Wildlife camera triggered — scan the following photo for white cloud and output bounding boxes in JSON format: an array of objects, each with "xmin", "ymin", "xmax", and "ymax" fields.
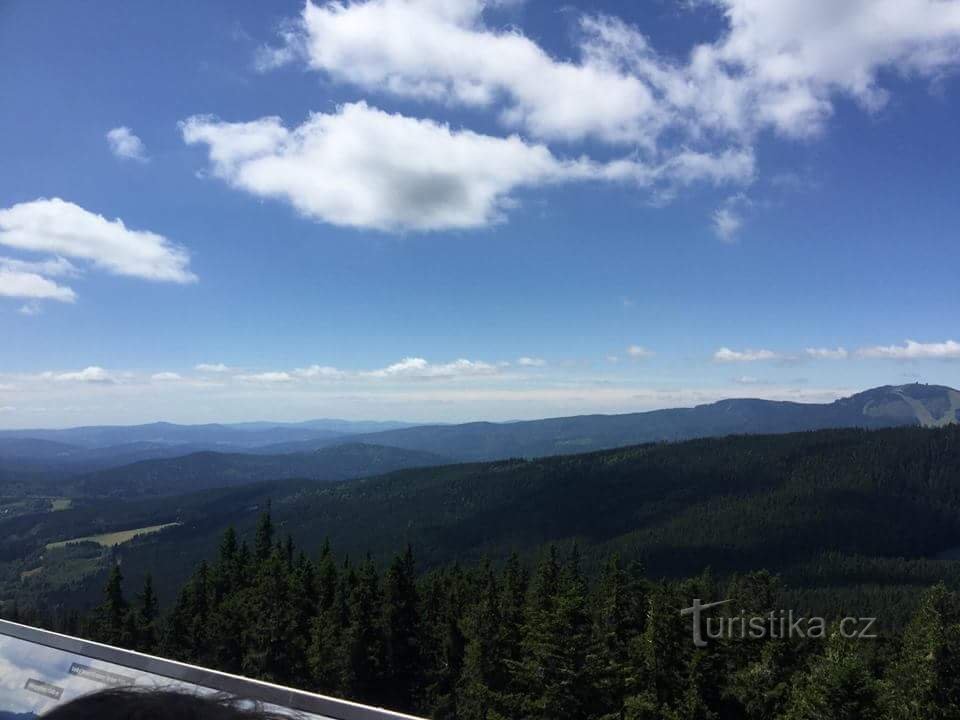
[
  {"xmin": 733, "ymin": 375, "xmax": 763, "ymax": 385},
  {"xmin": 366, "ymin": 357, "xmax": 500, "ymax": 379},
  {"xmin": 805, "ymin": 347, "xmax": 849, "ymax": 360},
  {"xmin": 0, "ymin": 268, "xmax": 76, "ymax": 302},
  {"xmin": 182, "ymin": 103, "xmax": 565, "ymax": 231},
  {"xmin": 151, "ymin": 372, "xmax": 183, "ymax": 382},
  {"xmin": 703, "ymin": 0, "xmax": 960, "ymax": 138},
  {"xmin": 713, "ymin": 347, "xmax": 781, "ymax": 362},
  {"xmin": 857, "ymin": 339, "xmax": 960, "ymax": 360},
  {"xmin": 271, "ymin": 0, "xmax": 960, "ymax": 148},
  {"xmin": 711, "ymin": 206, "xmax": 743, "ymax": 242},
  {"xmin": 18, "ymin": 302, "xmax": 42, "ymax": 316},
  {"xmin": 42, "ymin": 366, "xmax": 115, "ymax": 384},
  {"xmin": 606, "ymin": 355, "xmax": 620, "ymax": 363},
  {"xmin": 204, "ymin": 357, "xmax": 502, "ymax": 384},
  {"xmin": 0, "ymin": 256, "xmax": 78, "ymax": 277},
  {"xmin": 0, "ymin": 198, "xmax": 196, "ymax": 284},
  {"xmin": 517, "ymin": 356, "xmax": 546, "ymax": 367},
  {"xmin": 626, "ymin": 345, "xmax": 654, "ymax": 359},
  {"xmin": 293, "ymin": 0, "xmax": 666, "ymax": 145},
  {"xmin": 237, "ymin": 0, "xmax": 960, "ymax": 238},
  {"xmin": 235, "ymin": 371, "xmax": 296, "ymax": 383},
  {"xmin": 294, "ymin": 364, "xmax": 347, "ymax": 379},
  {"xmin": 106, "ymin": 126, "xmax": 149, "ymax": 162},
  {"xmin": 195, "ymin": 363, "xmax": 231, "ymax": 373},
  {"xmin": 0, "ymin": 369, "xmax": 857, "ymax": 427},
  {"xmin": 181, "ymin": 103, "xmax": 752, "ymax": 232}
]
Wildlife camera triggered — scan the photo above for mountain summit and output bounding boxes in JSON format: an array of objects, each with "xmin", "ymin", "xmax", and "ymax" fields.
[{"xmin": 838, "ymin": 384, "xmax": 960, "ymax": 427}]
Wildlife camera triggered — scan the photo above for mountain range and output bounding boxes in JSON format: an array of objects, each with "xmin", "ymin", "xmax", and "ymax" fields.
[
  {"xmin": 1, "ymin": 383, "xmax": 957, "ymax": 497},
  {"xmin": 268, "ymin": 383, "xmax": 960, "ymax": 461},
  {"xmin": 13, "ymin": 422, "xmax": 960, "ymax": 614}
]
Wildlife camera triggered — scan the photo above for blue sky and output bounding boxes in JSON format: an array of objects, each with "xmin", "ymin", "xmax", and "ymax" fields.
[{"xmin": 1, "ymin": 0, "xmax": 959, "ymax": 427}]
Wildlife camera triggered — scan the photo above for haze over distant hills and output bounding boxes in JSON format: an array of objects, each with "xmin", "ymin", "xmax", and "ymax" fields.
[
  {"xmin": 3, "ymin": 385, "xmax": 960, "ymax": 623},
  {"xmin": 0, "ymin": 384, "xmax": 956, "ymax": 495},
  {"xmin": 0, "ymin": 418, "xmax": 418, "ymax": 449},
  {"xmin": 253, "ymin": 383, "xmax": 960, "ymax": 461}
]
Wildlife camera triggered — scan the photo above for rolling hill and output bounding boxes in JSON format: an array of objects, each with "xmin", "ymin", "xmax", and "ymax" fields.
[
  {"xmin": 0, "ymin": 418, "xmax": 418, "ymax": 452},
  {"xmin": 3, "ymin": 384, "xmax": 956, "ymax": 496},
  {"xmin": 67, "ymin": 443, "xmax": 452, "ymax": 498},
  {"xmin": 10, "ymin": 423, "xmax": 959, "ymax": 611},
  {"xmin": 257, "ymin": 383, "xmax": 960, "ymax": 460}
]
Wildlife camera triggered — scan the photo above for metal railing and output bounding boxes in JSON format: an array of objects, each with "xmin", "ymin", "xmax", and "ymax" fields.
[{"xmin": 0, "ymin": 619, "xmax": 424, "ymax": 720}]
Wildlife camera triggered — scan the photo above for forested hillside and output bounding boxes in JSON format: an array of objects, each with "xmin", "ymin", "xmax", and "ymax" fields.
[
  {"xmin": 67, "ymin": 443, "xmax": 450, "ymax": 498},
  {"xmin": 7, "ymin": 424, "xmax": 960, "ymax": 622}
]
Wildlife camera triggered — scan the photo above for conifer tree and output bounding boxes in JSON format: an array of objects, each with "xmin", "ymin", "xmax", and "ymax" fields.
[
  {"xmin": 383, "ymin": 545, "xmax": 422, "ymax": 713},
  {"xmin": 589, "ymin": 554, "xmax": 646, "ymax": 719},
  {"xmin": 783, "ymin": 631, "xmax": 883, "ymax": 720},
  {"xmin": 458, "ymin": 560, "xmax": 508, "ymax": 720},
  {"xmin": 243, "ymin": 548, "xmax": 302, "ymax": 682},
  {"xmin": 134, "ymin": 573, "xmax": 159, "ymax": 652},
  {"xmin": 93, "ymin": 564, "xmax": 128, "ymax": 646},
  {"xmin": 514, "ymin": 546, "xmax": 592, "ymax": 720},
  {"xmin": 498, "ymin": 552, "xmax": 528, "ymax": 718},
  {"xmin": 212, "ymin": 526, "xmax": 240, "ymax": 601},
  {"xmin": 634, "ymin": 583, "xmax": 690, "ymax": 716},
  {"xmin": 343, "ymin": 555, "xmax": 386, "ymax": 705},
  {"xmin": 883, "ymin": 583, "xmax": 960, "ymax": 719},
  {"xmin": 254, "ymin": 502, "xmax": 274, "ymax": 562}
]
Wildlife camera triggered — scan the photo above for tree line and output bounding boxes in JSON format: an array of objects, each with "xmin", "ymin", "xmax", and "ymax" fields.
[{"xmin": 6, "ymin": 504, "xmax": 960, "ymax": 719}]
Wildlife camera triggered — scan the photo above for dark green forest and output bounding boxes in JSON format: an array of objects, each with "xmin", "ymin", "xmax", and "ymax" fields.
[
  {"xmin": 6, "ymin": 424, "xmax": 960, "ymax": 717},
  {"xmin": 7, "ymin": 509, "xmax": 960, "ymax": 720},
  {"xmin": 6, "ymin": 425, "xmax": 960, "ymax": 624}
]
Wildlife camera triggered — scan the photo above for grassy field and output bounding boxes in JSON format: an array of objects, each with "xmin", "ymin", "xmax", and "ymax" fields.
[
  {"xmin": 46, "ymin": 522, "xmax": 181, "ymax": 550},
  {"xmin": 50, "ymin": 498, "xmax": 73, "ymax": 511}
]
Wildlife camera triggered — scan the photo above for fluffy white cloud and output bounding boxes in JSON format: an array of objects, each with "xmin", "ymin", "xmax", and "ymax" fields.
[
  {"xmin": 237, "ymin": 0, "xmax": 960, "ymax": 234},
  {"xmin": 805, "ymin": 347, "xmax": 849, "ymax": 360},
  {"xmin": 703, "ymin": 0, "xmax": 960, "ymax": 137},
  {"xmin": 42, "ymin": 366, "xmax": 115, "ymax": 384},
  {"xmin": 0, "ymin": 268, "xmax": 76, "ymax": 302},
  {"xmin": 151, "ymin": 372, "xmax": 183, "ymax": 382},
  {"xmin": 182, "ymin": 103, "xmax": 566, "ymax": 231},
  {"xmin": 195, "ymin": 363, "xmax": 232, "ymax": 373},
  {"xmin": 106, "ymin": 126, "xmax": 149, "ymax": 162},
  {"xmin": 517, "ymin": 356, "xmax": 546, "ymax": 367},
  {"xmin": 857, "ymin": 339, "xmax": 960, "ymax": 360},
  {"xmin": 269, "ymin": 0, "xmax": 960, "ymax": 147},
  {"xmin": 626, "ymin": 345, "xmax": 654, "ymax": 359},
  {"xmin": 366, "ymin": 356, "xmax": 499, "ymax": 379},
  {"xmin": 713, "ymin": 347, "xmax": 781, "ymax": 362},
  {"xmin": 182, "ymin": 103, "xmax": 751, "ymax": 232},
  {"xmin": 294, "ymin": 0, "xmax": 666, "ymax": 145},
  {"xmin": 0, "ymin": 198, "xmax": 196, "ymax": 283}
]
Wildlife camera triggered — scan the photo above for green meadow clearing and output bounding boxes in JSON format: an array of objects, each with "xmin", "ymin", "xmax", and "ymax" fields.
[{"xmin": 45, "ymin": 522, "xmax": 180, "ymax": 550}]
